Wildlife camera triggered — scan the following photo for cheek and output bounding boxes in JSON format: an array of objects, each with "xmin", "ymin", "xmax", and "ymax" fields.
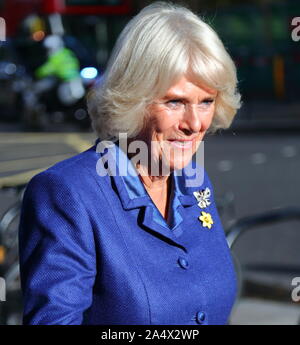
[
  {"xmin": 202, "ymin": 107, "xmax": 215, "ymax": 131},
  {"xmin": 151, "ymin": 113, "xmax": 178, "ymax": 135}
]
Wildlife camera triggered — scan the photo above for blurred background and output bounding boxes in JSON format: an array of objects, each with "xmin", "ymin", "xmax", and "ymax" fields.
[{"xmin": 0, "ymin": 0, "xmax": 299, "ymax": 325}]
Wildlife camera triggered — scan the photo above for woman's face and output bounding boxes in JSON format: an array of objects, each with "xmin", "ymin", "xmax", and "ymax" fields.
[{"xmin": 138, "ymin": 75, "xmax": 217, "ymax": 174}]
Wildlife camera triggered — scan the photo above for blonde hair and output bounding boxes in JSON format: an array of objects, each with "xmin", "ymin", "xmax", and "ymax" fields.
[{"xmin": 88, "ymin": 1, "xmax": 241, "ymax": 141}]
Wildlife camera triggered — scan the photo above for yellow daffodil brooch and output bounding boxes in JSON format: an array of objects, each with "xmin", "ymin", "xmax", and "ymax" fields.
[
  {"xmin": 199, "ymin": 211, "xmax": 214, "ymax": 229},
  {"xmin": 193, "ymin": 188, "xmax": 213, "ymax": 229}
]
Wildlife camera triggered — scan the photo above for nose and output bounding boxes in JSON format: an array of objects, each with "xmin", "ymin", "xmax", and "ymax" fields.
[{"xmin": 178, "ymin": 104, "xmax": 202, "ymax": 134}]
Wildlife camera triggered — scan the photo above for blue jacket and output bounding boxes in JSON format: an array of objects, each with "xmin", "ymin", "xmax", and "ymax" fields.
[{"xmin": 19, "ymin": 139, "xmax": 237, "ymax": 325}]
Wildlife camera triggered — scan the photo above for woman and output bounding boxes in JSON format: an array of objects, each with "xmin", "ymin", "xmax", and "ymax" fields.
[{"xmin": 19, "ymin": 2, "xmax": 241, "ymax": 325}]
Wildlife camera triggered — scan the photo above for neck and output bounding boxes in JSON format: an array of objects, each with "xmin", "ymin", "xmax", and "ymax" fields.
[
  {"xmin": 137, "ymin": 162, "xmax": 172, "ymax": 221},
  {"xmin": 136, "ymin": 163, "xmax": 170, "ymax": 191},
  {"xmin": 125, "ymin": 137, "xmax": 171, "ymax": 191}
]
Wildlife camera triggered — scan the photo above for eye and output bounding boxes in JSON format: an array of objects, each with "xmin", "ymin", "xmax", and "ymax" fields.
[
  {"xmin": 166, "ymin": 99, "xmax": 184, "ymax": 105},
  {"xmin": 200, "ymin": 98, "xmax": 215, "ymax": 106},
  {"xmin": 165, "ymin": 99, "xmax": 184, "ymax": 110}
]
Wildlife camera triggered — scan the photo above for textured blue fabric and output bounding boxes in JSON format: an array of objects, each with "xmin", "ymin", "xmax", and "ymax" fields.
[{"xmin": 18, "ymin": 139, "xmax": 237, "ymax": 325}]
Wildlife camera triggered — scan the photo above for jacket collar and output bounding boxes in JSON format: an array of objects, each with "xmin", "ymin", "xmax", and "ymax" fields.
[{"xmin": 94, "ymin": 138, "xmax": 206, "ymax": 242}]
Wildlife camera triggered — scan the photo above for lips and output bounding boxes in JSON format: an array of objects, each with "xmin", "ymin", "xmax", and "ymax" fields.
[{"xmin": 167, "ymin": 138, "xmax": 194, "ymax": 149}]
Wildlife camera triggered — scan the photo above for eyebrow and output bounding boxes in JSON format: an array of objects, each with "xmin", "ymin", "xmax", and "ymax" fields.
[{"xmin": 162, "ymin": 93, "xmax": 216, "ymax": 102}]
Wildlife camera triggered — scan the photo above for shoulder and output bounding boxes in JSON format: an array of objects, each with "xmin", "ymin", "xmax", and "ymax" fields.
[
  {"xmin": 24, "ymin": 144, "xmax": 105, "ymax": 201},
  {"xmin": 45, "ymin": 144, "xmax": 97, "ymax": 177}
]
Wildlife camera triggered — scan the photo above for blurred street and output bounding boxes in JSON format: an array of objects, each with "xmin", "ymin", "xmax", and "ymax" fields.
[{"xmin": 205, "ymin": 129, "xmax": 300, "ymax": 324}]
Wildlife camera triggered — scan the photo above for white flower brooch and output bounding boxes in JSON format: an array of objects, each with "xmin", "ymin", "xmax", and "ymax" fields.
[{"xmin": 193, "ymin": 187, "xmax": 211, "ymax": 209}]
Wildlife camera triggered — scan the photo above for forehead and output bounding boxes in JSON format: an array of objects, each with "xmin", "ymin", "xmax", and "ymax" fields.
[{"xmin": 163, "ymin": 75, "xmax": 217, "ymax": 98}]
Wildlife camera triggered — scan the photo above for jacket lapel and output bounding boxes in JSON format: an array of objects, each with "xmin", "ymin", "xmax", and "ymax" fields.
[{"xmin": 94, "ymin": 139, "xmax": 206, "ymax": 246}]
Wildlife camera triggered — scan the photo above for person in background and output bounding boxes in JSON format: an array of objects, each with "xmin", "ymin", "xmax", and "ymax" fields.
[{"xmin": 35, "ymin": 34, "xmax": 85, "ymax": 105}]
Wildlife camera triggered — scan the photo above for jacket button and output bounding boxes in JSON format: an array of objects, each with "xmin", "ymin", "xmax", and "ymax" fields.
[
  {"xmin": 196, "ymin": 311, "xmax": 206, "ymax": 324},
  {"xmin": 178, "ymin": 257, "xmax": 189, "ymax": 269}
]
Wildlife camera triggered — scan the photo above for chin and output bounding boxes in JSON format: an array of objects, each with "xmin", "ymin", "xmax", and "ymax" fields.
[
  {"xmin": 159, "ymin": 146, "xmax": 195, "ymax": 173},
  {"xmin": 166, "ymin": 156, "xmax": 194, "ymax": 172}
]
